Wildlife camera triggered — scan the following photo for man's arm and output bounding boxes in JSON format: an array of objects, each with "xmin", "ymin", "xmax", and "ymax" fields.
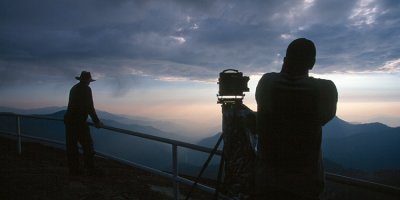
[
  {"xmin": 255, "ymin": 74, "xmax": 267, "ymax": 136},
  {"xmin": 319, "ymin": 80, "xmax": 338, "ymax": 125},
  {"xmin": 87, "ymin": 87, "xmax": 102, "ymax": 128}
]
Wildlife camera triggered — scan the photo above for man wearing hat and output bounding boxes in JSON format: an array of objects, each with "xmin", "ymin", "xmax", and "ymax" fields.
[
  {"xmin": 254, "ymin": 38, "xmax": 338, "ymax": 200},
  {"xmin": 64, "ymin": 71, "xmax": 103, "ymax": 176}
]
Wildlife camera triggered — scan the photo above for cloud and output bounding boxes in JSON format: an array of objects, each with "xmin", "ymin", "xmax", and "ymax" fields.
[
  {"xmin": 1, "ymin": 0, "xmax": 400, "ymax": 88},
  {"xmin": 378, "ymin": 58, "xmax": 400, "ymax": 73}
]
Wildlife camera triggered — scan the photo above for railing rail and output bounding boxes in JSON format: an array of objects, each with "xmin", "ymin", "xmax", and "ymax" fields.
[
  {"xmin": 0, "ymin": 112, "xmax": 225, "ymax": 200},
  {"xmin": 0, "ymin": 112, "xmax": 399, "ymax": 199}
]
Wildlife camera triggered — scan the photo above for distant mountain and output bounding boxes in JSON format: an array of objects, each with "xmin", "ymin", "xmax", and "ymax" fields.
[
  {"xmin": 0, "ymin": 106, "xmax": 67, "ymax": 115},
  {"xmin": 175, "ymin": 132, "xmax": 222, "ymax": 178},
  {"xmin": 0, "ymin": 106, "xmax": 197, "ymax": 142},
  {"xmin": 46, "ymin": 110, "xmax": 189, "ymax": 142},
  {"xmin": 198, "ymin": 117, "xmax": 400, "ymax": 172},
  {"xmin": 2, "ymin": 107, "xmax": 399, "ymax": 176},
  {"xmin": 196, "ymin": 133, "xmax": 223, "ymax": 149},
  {"xmin": 321, "ymin": 117, "xmax": 400, "ymax": 171},
  {"xmin": 323, "ymin": 124, "xmax": 400, "ymax": 171},
  {"xmin": 323, "ymin": 116, "xmax": 393, "ymax": 139},
  {"xmin": 0, "ymin": 108, "xmax": 196, "ymax": 172}
]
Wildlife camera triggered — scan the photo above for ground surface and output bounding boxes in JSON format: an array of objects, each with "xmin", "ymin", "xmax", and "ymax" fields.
[
  {"xmin": 1, "ymin": 136, "xmax": 398, "ymax": 200},
  {"xmin": 0, "ymin": 136, "xmax": 212, "ymax": 200}
]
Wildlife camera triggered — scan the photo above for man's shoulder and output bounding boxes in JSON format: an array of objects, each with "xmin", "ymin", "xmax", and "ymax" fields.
[
  {"xmin": 260, "ymin": 72, "xmax": 280, "ymax": 81},
  {"xmin": 71, "ymin": 82, "xmax": 91, "ymax": 92},
  {"xmin": 309, "ymin": 77, "xmax": 336, "ymax": 87},
  {"xmin": 262, "ymin": 72, "xmax": 280, "ymax": 77},
  {"xmin": 309, "ymin": 77, "xmax": 337, "ymax": 96}
]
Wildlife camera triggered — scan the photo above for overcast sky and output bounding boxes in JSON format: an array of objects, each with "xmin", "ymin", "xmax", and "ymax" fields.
[{"xmin": 1, "ymin": 0, "xmax": 399, "ymax": 137}]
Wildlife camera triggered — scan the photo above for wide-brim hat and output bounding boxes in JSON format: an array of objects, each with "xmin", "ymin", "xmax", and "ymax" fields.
[{"xmin": 75, "ymin": 71, "xmax": 95, "ymax": 82}]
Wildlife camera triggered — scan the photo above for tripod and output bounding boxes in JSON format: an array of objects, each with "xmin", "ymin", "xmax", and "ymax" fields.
[
  {"xmin": 184, "ymin": 69, "xmax": 252, "ymax": 199},
  {"xmin": 185, "ymin": 100, "xmax": 242, "ymax": 200},
  {"xmin": 184, "ymin": 132, "xmax": 225, "ymax": 200}
]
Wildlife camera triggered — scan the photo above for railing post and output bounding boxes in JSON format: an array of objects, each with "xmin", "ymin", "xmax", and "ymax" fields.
[
  {"xmin": 172, "ymin": 144, "xmax": 179, "ymax": 200},
  {"xmin": 16, "ymin": 115, "xmax": 21, "ymax": 155}
]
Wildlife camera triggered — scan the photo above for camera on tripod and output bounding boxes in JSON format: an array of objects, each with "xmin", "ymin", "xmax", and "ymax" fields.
[
  {"xmin": 217, "ymin": 69, "xmax": 250, "ymax": 104},
  {"xmin": 186, "ymin": 69, "xmax": 253, "ymax": 199}
]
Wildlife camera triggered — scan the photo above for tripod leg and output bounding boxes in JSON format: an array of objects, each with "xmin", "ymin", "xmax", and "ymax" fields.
[
  {"xmin": 214, "ymin": 149, "xmax": 225, "ymax": 200},
  {"xmin": 184, "ymin": 133, "xmax": 224, "ymax": 200}
]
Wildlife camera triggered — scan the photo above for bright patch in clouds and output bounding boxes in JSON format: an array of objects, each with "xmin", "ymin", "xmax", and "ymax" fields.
[
  {"xmin": 378, "ymin": 58, "xmax": 400, "ymax": 73},
  {"xmin": 170, "ymin": 36, "xmax": 186, "ymax": 44},
  {"xmin": 349, "ymin": 0, "xmax": 380, "ymax": 27}
]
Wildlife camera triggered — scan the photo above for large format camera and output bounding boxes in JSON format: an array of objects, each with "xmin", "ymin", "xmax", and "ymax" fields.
[
  {"xmin": 217, "ymin": 69, "xmax": 249, "ymax": 104},
  {"xmin": 187, "ymin": 69, "xmax": 253, "ymax": 199}
]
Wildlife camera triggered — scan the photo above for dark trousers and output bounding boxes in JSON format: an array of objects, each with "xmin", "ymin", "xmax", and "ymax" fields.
[{"xmin": 65, "ymin": 121, "xmax": 94, "ymax": 174}]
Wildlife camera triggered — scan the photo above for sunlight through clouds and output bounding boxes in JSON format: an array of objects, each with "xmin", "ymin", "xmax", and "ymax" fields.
[
  {"xmin": 170, "ymin": 36, "xmax": 186, "ymax": 45},
  {"xmin": 378, "ymin": 58, "xmax": 400, "ymax": 73},
  {"xmin": 349, "ymin": 0, "xmax": 380, "ymax": 27},
  {"xmin": 303, "ymin": 0, "xmax": 315, "ymax": 8}
]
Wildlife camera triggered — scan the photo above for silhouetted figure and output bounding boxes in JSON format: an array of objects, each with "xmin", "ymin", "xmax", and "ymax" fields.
[
  {"xmin": 254, "ymin": 38, "xmax": 338, "ymax": 200},
  {"xmin": 64, "ymin": 71, "xmax": 103, "ymax": 176}
]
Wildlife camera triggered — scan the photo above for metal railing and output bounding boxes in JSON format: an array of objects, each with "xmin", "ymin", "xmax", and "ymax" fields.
[
  {"xmin": 0, "ymin": 112, "xmax": 224, "ymax": 200},
  {"xmin": 0, "ymin": 112, "xmax": 399, "ymax": 199}
]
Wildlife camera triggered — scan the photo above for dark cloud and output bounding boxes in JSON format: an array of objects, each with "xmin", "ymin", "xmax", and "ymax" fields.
[{"xmin": 1, "ymin": 0, "xmax": 399, "ymax": 88}]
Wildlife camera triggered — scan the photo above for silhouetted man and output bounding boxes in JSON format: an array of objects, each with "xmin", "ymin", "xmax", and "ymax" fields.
[
  {"xmin": 64, "ymin": 71, "xmax": 103, "ymax": 176},
  {"xmin": 255, "ymin": 38, "xmax": 338, "ymax": 200}
]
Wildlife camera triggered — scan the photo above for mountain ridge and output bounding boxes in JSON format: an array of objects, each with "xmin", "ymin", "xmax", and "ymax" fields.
[
  {"xmin": 0, "ymin": 106, "xmax": 199, "ymax": 142},
  {"xmin": 197, "ymin": 117, "xmax": 400, "ymax": 172},
  {"xmin": 1, "ymin": 106, "xmax": 399, "ymax": 173}
]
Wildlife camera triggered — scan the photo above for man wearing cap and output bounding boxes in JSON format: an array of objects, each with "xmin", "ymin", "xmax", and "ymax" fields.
[
  {"xmin": 254, "ymin": 38, "xmax": 338, "ymax": 200},
  {"xmin": 64, "ymin": 71, "xmax": 103, "ymax": 176}
]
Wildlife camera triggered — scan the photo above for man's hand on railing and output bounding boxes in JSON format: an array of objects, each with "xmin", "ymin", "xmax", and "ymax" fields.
[{"xmin": 94, "ymin": 121, "xmax": 104, "ymax": 129}]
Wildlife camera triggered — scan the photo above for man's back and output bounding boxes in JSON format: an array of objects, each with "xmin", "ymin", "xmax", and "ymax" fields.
[
  {"xmin": 255, "ymin": 72, "xmax": 337, "ymax": 197},
  {"xmin": 65, "ymin": 82, "xmax": 99, "ymax": 123}
]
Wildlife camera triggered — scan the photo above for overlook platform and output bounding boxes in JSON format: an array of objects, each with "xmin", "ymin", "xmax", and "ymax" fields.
[
  {"xmin": 2, "ymin": 135, "xmax": 399, "ymax": 200},
  {"xmin": 1, "ymin": 111, "xmax": 399, "ymax": 200},
  {"xmin": 0, "ymin": 136, "xmax": 212, "ymax": 200}
]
